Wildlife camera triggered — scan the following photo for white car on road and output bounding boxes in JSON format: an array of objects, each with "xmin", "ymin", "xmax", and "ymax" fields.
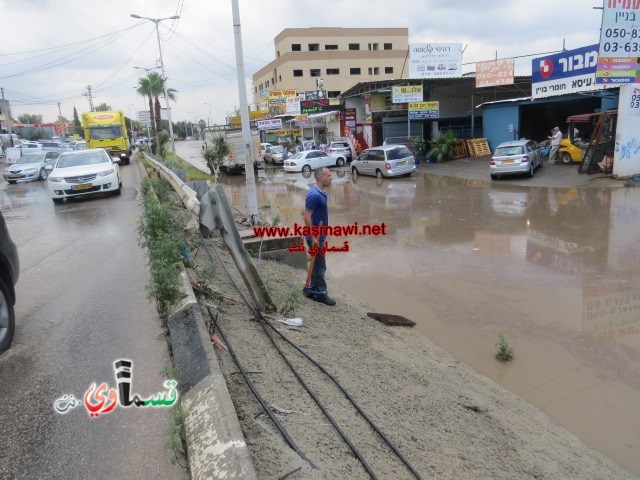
[
  {"xmin": 283, "ymin": 149, "xmax": 347, "ymax": 174},
  {"xmin": 48, "ymin": 148, "xmax": 121, "ymax": 204},
  {"xmin": 3, "ymin": 151, "xmax": 60, "ymax": 183}
]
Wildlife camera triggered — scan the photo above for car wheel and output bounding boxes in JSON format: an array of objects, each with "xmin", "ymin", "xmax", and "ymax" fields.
[
  {"xmin": 560, "ymin": 152, "xmax": 572, "ymax": 165},
  {"xmin": 38, "ymin": 168, "xmax": 48, "ymax": 181},
  {"xmin": 52, "ymin": 198, "xmax": 63, "ymax": 204},
  {"xmin": 351, "ymin": 166, "xmax": 359, "ymax": 175},
  {"xmin": 490, "ymin": 174, "xmax": 498, "ymax": 180},
  {"xmin": 376, "ymin": 169, "xmax": 384, "ymax": 179},
  {"xmin": 527, "ymin": 162, "xmax": 534, "ymax": 178},
  {"xmin": 302, "ymin": 164, "xmax": 311, "ymax": 174},
  {"xmin": 336, "ymin": 157, "xmax": 345, "ymax": 167},
  {"xmin": 7, "ymin": 181, "xmax": 16, "ymax": 185},
  {"xmin": 0, "ymin": 277, "xmax": 15, "ymax": 355}
]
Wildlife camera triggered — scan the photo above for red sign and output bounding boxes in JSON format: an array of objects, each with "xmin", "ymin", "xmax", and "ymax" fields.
[{"xmin": 344, "ymin": 108, "xmax": 356, "ymax": 128}]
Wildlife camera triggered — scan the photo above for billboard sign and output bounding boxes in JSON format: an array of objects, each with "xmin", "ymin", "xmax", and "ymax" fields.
[
  {"xmin": 344, "ymin": 108, "xmax": 356, "ymax": 128},
  {"xmin": 531, "ymin": 44, "xmax": 600, "ymax": 98},
  {"xmin": 392, "ymin": 85, "xmax": 423, "ymax": 103},
  {"xmin": 475, "ymin": 58, "xmax": 515, "ymax": 88},
  {"xmin": 257, "ymin": 118, "xmax": 283, "ymax": 130},
  {"xmin": 268, "ymin": 89, "xmax": 297, "ymax": 105},
  {"xmin": 409, "ymin": 43, "xmax": 462, "ymax": 78},
  {"xmin": 285, "ymin": 97, "xmax": 301, "ymax": 115},
  {"xmin": 408, "ymin": 101, "xmax": 439, "ymax": 119}
]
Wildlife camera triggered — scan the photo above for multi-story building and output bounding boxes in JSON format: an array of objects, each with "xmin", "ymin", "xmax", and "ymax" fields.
[{"xmin": 252, "ymin": 27, "xmax": 408, "ymax": 109}]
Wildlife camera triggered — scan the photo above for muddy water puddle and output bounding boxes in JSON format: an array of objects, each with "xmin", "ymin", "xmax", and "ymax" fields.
[{"xmin": 223, "ymin": 168, "xmax": 640, "ymax": 476}]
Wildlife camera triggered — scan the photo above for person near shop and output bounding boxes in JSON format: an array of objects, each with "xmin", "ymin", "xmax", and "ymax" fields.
[
  {"xmin": 383, "ymin": 137, "xmax": 388, "ymax": 146},
  {"xmin": 304, "ymin": 167, "xmax": 336, "ymax": 306},
  {"xmin": 547, "ymin": 127, "xmax": 562, "ymax": 164}
]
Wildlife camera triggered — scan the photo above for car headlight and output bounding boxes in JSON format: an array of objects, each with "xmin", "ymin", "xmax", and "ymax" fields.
[
  {"xmin": 97, "ymin": 168, "xmax": 115, "ymax": 177},
  {"xmin": 48, "ymin": 176, "xmax": 63, "ymax": 182}
]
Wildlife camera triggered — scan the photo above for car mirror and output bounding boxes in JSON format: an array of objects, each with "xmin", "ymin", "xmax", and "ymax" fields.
[{"xmin": 112, "ymin": 157, "xmax": 122, "ymax": 164}]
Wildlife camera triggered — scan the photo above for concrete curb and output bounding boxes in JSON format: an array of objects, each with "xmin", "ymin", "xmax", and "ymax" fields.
[{"xmin": 136, "ymin": 153, "xmax": 257, "ymax": 480}]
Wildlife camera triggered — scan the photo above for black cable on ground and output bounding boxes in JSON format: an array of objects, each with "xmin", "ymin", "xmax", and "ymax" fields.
[
  {"xmin": 206, "ymin": 306, "xmax": 317, "ymax": 471},
  {"xmin": 203, "ymin": 239, "xmax": 424, "ymax": 479}
]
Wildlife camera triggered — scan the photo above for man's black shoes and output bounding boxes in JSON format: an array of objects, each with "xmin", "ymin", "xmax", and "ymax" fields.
[{"xmin": 313, "ymin": 296, "xmax": 336, "ymax": 306}]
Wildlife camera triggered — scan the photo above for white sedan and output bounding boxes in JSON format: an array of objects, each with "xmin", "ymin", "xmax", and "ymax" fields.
[
  {"xmin": 283, "ymin": 149, "xmax": 347, "ymax": 174},
  {"xmin": 48, "ymin": 148, "xmax": 122, "ymax": 204}
]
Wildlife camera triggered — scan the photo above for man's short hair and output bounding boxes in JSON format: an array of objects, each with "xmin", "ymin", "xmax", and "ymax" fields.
[
  {"xmin": 554, "ymin": 127, "xmax": 560, "ymax": 131},
  {"xmin": 314, "ymin": 167, "xmax": 326, "ymax": 180}
]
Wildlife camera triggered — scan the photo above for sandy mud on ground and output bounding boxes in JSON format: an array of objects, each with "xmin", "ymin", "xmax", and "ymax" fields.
[{"xmin": 184, "ymin": 235, "xmax": 638, "ymax": 480}]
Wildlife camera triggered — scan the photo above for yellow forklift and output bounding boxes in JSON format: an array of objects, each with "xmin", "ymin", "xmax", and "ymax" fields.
[{"xmin": 557, "ymin": 110, "xmax": 617, "ymax": 167}]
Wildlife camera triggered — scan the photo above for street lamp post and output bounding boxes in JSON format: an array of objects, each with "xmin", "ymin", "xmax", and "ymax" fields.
[
  {"xmin": 187, "ymin": 112, "xmax": 194, "ymax": 138},
  {"xmin": 127, "ymin": 103, "xmax": 135, "ymax": 145},
  {"xmin": 131, "ymin": 13, "xmax": 179, "ymax": 162}
]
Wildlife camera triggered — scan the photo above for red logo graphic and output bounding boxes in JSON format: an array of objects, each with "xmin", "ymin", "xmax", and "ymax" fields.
[{"xmin": 539, "ymin": 59, "xmax": 553, "ymax": 79}]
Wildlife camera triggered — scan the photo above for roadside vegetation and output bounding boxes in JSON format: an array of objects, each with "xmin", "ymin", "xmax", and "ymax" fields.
[
  {"xmin": 162, "ymin": 151, "xmax": 214, "ymax": 181},
  {"xmin": 495, "ymin": 333, "xmax": 515, "ymax": 362}
]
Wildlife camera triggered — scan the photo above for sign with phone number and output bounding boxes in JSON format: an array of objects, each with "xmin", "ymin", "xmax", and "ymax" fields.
[{"xmin": 599, "ymin": 5, "xmax": 640, "ymax": 57}]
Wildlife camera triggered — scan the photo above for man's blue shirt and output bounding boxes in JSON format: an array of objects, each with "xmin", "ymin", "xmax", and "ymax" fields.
[{"xmin": 305, "ymin": 185, "xmax": 328, "ymax": 242}]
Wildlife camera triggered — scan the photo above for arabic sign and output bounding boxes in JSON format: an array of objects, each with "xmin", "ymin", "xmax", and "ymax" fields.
[
  {"xmin": 53, "ymin": 359, "xmax": 178, "ymax": 418},
  {"xmin": 286, "ymin": 97, "xmax": 301, "ymax": 115},
  {"xmin": 475, "ymin": 58, "xmax": 515, "ymax": 87},
  {"xmin": 409, "ymin": 43, "xmax": 462, "ymax": 78},
  {"xmin": 268, "ymin": 89, "xmax": 297, "ymax": 105},
  {"xmin": 257, "ymin": 118, "xmax": 283, "ymax": 130},
  {"xmin": 409, "ymin": 101, "xmax": 439, "ymax": 119},
  {"xmin": 531, "ymin": 44, "xmax": 600, "ymax": 98},
  {"xmin": 392, "ymin": 85, "xmax": 423, "ymax": 103},
  {"xmin": 344, "ymin": 108, "xmax": 356, "ymax": 128}
]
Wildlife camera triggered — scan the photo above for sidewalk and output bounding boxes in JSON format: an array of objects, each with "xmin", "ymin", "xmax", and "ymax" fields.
[{"xmin": 416, "ymin": 156, "xmax": 620, "ymax": 189}]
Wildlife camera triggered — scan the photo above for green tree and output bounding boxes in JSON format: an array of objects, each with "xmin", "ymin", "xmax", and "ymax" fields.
[
  {"xmin": 428, "ymin": 130, "xmax": 457, "ymax": 163},
  {"xmin": 202, "ymin": 134, "xmax": 229, "ymax": 182},
  {"xmin": 72, "ymin": 106, "xmax": 83, "ymax": 136},
  {"xmin": 94, "ymin": 102, "xmax": 111, "ymax": 112},
  {"xmin": 198, "ymin": 119, "xmax": 206, "ymax": 140},
  {"xmin": 17, "ymin": 113, "xmax": 42, "ymax": 124},
  {"xmin": 136, "ymin": 72, "xmax": 177, "ymax": 140},
  {"xmin": 157, "ymin": 131, "xmax": 170, "ymax": 158}
]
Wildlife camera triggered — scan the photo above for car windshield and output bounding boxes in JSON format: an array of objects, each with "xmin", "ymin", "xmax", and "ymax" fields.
[
  {"xmin": 56, "ymin": 152, "xmax": 109, "ymax": 168},
  {"xmin": 332, "ymin": 143, "xmax": 349, "ymax": 148},
  {"xmin": 88, "ymin": 125, "xmax": 122, "ymax": 140},
  {"xmin": 270, "ymin": 146, "xmax": 284, "ymax": 153},
  {"xmin": 495, "ymin": 146, "xmax": 523, "ymax": 156},
  {"xmin": 387, "ymin": 147, "xmax": 412, "ymax": 160},
  {"xmin": 16, "ymin": 154, "xmax": 44, "ymax": 164}
]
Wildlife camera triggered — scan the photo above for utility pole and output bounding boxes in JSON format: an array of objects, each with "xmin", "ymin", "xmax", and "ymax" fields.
[
  {"xmin": 57, "ymin": 102, "xmax": 67, "ymax": 137},
  {"xmin": 83, "ymin": 85, "xmax": 95, "ymax": 112},
  {"xmin": 230, "ymin": 0, "xmax": 259, "ymax": 224},
  {"xmin": 0, "ymin": 87, "xmax": 14, "ymax": 146}
]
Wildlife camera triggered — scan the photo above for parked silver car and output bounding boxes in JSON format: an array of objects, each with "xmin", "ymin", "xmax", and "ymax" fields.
[
  {"xmin": 3, "ymin": 151, "xmax": 59, "ymax": 183},
  {"xmin": 490, "ymin": 139, "xmax": 542, "ymax": 180},
  {"xmin": 263, "ymin": 145, "xmax": 285, "ymax": 164},
  {"xmin": 39, "ymin": 141, "xmax": 72, "ymax": 154},
  {"xmin": 351, "ymin": 145, "xmax": 416, "ymax": 178},
  {"xmin": 328, "ymin": 141, "xmax": 353, "ymax": 160}
]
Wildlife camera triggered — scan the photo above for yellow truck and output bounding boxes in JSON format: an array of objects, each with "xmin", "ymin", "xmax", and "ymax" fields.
[{"xmin": 81, "ymin": 110, "xmax": 131, "ymax": 165}]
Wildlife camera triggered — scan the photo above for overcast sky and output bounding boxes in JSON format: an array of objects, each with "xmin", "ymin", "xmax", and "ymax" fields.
[{"xmin": 0, "ymin": 0, "xmax": 603, "ymax": 125}]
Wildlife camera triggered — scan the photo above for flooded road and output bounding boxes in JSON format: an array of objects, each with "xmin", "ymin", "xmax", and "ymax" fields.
[{"xmin": 221, "ymin": 165, "xmax": 640, "ymax": 476}]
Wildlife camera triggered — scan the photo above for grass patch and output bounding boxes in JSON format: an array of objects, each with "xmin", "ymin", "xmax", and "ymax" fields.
[
  {"xmin": 263, "ymin": 266, "xmax": 302, "ymax": 316},
  {"xmin": 495, "ymin": 333, "xmax": 515, "ymax": 362},
  {"xmin": 165, "ymin": 403, "xmax": 187, "ymax": 465},
  {"xmin": 163, "ymin": 151, "xmax": 214, "ymax": 181},
  {"xmin": 138, "ymin": 177, "xmax": 186, "ymax": 323}
]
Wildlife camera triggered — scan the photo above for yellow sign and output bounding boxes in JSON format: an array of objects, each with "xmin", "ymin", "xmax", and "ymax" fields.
[
  {"xmin": 295, "ymin": 114, "xmax": 308, "ymax": 122},
  {"xmin": 268, "ymin": 90, "xmax": 298, "ymax": 105},
  {"xmin": 409, "ymin": 101, "xmax": 439, "ymax": 111}
]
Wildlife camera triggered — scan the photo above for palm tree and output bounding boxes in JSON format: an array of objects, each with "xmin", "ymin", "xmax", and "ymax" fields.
[{"xmin": 136, "ymin": 72, "xmax": 161, "ymax": 136}]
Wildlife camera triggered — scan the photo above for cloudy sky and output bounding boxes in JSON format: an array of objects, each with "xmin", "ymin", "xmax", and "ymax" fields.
[{"xmin": 0, "ymin": 0, "xmax": 603, "ymax": 125}]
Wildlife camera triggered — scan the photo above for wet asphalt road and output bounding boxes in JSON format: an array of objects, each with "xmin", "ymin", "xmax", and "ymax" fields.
[{"xmin": 0, "ymin": 159, "xmax": 187, "ymax": 479}]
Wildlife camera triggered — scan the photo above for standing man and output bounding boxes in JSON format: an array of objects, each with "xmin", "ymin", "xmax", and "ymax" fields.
[
  {"xmin": 304, "ymin": 167, "xmax": 335, "ymax": 306},
  {"xmin": 548, "ymin": 127, "xmax": 562, "ymax": 164}
]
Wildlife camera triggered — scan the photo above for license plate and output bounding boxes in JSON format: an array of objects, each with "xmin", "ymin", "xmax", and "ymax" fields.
[
  {"xmin": 72, "ymin": 183, "xmax": 93, "ymax": 191},
  {"xmin": 502, "ymin": 159, "xmax": 515, "ymax": 164},
  {"xmin": 9, "ymin": 174, "xmax": 21, "ymax": 178},
  {"xmin": 398, "ymin": 161, "xmax": 407, "ymax": 166}
]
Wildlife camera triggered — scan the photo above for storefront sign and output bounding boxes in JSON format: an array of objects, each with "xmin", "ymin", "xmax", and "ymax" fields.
[
  {"xmin": 266, "ymin": 129, "xmax": 301, "ymax": 136},
  {"xmin": 344, "ymin": 108, "xmax": 356, "ymax": 128},
  {"xmin": 475, "ymin": 59, "xmax": 514, "ymax": 87},
  {"xmin": 268, "ymin": 89, "xmax": 297, "ymax": 105},
  {"xmin": 300, "ymin": 99, "xmax": 338, "ymax": 114},
  {"xmin": 531, "ymin": 44, "xmax": 600, "ymax": 98},
  {"xmin": 597, "ymin": 1, "xmax": 640, "ymax": 83},
  {"xmin": 392, "ymin": 85, "xmax": 423, "ymax": 103},
  {"xmin": 286, "ymin": 97, "xmax": 301, "ymax": 115},
  {"xmin": 299, "ymin": 90, "xmax": 325, "ymax": 101},
  {"xmin": 408, "ymin": 101, "xmax": 439, "ymax": 119},
  {"xmin": 370, "ymin": 94, "xmax": 404, "ymax": 113},
  {"xmin": 257, "ymin": 118, "xmax": 283, "ymax": 130},
  {"xmin": 409, "ymin": 43, "xmax": 462, "ymax": 78}
]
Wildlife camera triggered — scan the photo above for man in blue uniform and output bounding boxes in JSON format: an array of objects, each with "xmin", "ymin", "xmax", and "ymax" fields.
[{"xmin": 303, "ymin": 167, "xmax": 336, "ymax": 306}]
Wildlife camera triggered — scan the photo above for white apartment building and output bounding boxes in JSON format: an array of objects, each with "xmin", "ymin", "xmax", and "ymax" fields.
[{"xmin": 252, "ymin": 27, "xmax": 409, "ymax": 108}]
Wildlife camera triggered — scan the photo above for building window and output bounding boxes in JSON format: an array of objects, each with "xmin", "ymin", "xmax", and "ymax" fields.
[
  {"xmin": 265, "ymin": 80, "xmax": 269, "ymax": 87},
  {"xmin": 271, "ymin": 78, "xmax": 275, "ymax": 84},
  {"xmin": 279, "ymin": 75, "xmax": 281, "ymax": 81},
  {"xmin": 292, "ymin": 44, "xmax": 301, "ymax": 51},
  {"xmin": 277, "ymin": 51, "xmax": 280, "ymax": 57},
  {"xmin": 254, "ymin": 87, "xmax": 257, "ymax": 93},
  {"xmin": 368, "ymin": 67, "xmax": 372, "ymax": 75},
  {"xmin": 328, "ymin": 91, "xmax": 341, "ymax": 98},
  {"xmin": 325, "ymin": 44, "xmax": 338, "ymax": 50},
  {"xmin": 350, "ymin": 67, "xmax": 361, "ymax": 75},
  {"xmin": 310, "ymin": 69, "xmax": 321, "ymax": 77},
  {"xmin": 308, "ymin": 43, "xmax": 319, "ymax": 51},
  {"xmin": 293, "ymin": 70, "xmax": 303, "ymax": 77},
  {"xmin": 385, "ymin": 67, "xmax": 393, "ymax": 74},
  {"xmin": 374, "ymin": 67, "xmax": 380, "ymax": 75},
  {"xmin": 348, "ymin": 43, "xmax": 360, "ymax": 50},
  {"xmin": 326, "ymin": 68, "xmax": 339, "ymax": 75},
  {"xmin": 368, "ymin": 43, "xmax": 379, "ymax": 50},
  {"xmin": 384, "ymin": 43, "xmax": 392, "ymax": 50}
]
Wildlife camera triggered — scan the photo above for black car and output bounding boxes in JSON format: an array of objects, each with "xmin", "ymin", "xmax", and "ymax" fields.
[{"xmin": 0, "ymin": 211, "xmax": 19, "ymax": 354}]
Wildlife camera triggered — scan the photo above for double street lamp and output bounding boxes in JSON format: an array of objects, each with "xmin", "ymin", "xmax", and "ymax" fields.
[{"xmin": 131, "ymin": 13, "xmax": 179, "ymax": 161}]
